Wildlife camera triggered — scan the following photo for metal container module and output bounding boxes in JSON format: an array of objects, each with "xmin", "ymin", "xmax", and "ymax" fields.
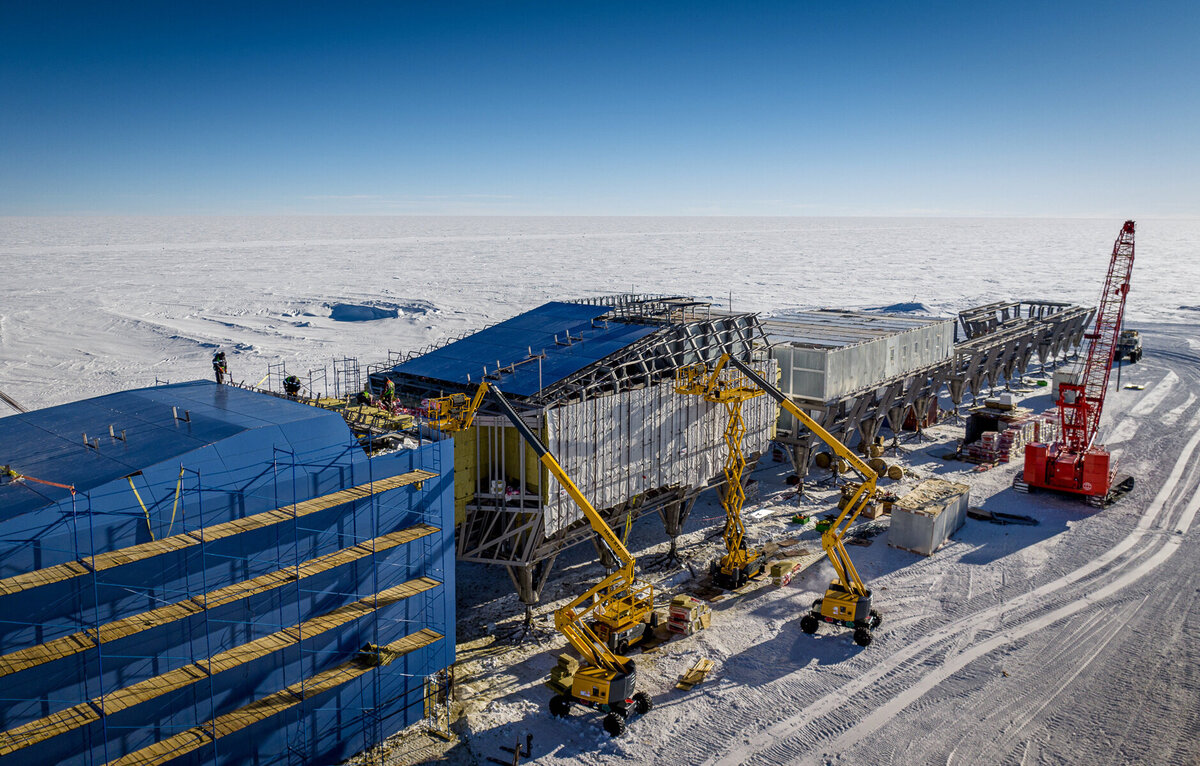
[{"xmin": 888, "ymin": 478, "xmax": 970, "ymax": 556}]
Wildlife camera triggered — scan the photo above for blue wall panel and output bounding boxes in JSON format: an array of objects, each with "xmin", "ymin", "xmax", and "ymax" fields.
[{"xmin": 0, "ymin": 383, "xmax": 455, "ymax": 765}]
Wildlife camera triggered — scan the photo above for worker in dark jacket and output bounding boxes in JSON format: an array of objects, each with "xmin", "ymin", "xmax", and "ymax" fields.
[
  {"xmin": 356, "ymin": 383, "xmax": 375, "ymax": 406},
  {"xmin": 212, "ymin": 351, "xmax": 228, "ymax": 384},
  {"xmin": 283, "ymin": 375, "xmax": 302, "ymax": 399}
]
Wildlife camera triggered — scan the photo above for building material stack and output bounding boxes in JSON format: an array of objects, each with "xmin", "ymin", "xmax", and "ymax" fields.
[{"xmin": 963, "ymin": 403, "xmax": 1055, "ymax": 465}]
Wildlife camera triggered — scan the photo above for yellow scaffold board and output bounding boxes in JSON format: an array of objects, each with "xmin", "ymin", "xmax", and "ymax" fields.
[
  {"xmin": 676, "ymin": 658, "xmax": 715, "ymax": 690},
  {"xmin": 0, "ymin": 469, "xmax": 437, "ymax": 599},
  {"xmin": 0, "ymin": 524, "xmax": 438, "ymax": 679},
  {"xmin": 104, "ymin": 629, "xmax": 442, "ymax": 766}
]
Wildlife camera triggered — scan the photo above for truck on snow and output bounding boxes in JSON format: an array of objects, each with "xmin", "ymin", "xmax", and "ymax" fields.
[{"xmin": 1114, "ymin": 329, "xmax": 1142, "ymax": 363}]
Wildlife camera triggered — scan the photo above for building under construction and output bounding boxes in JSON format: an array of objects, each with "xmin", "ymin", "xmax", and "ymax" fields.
[
  {"xmin": 763, "ymin": 301, "xmax": 1093, "ymax": 472},
  {"xmin": 0, "ymin": 381, "xmax": 454, "ymax": 765},
  {"xmin": 381, "ymin": 295, "xmax": 778, "ymax": 608},
  {"xmin": 375, "ymin": 294, "xmax": 1091, "ymax": 607}
]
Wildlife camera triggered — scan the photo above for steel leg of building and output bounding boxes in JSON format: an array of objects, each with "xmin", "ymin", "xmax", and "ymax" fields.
[
  {"xmin": 643, "ymin": 494, "xmax": 698, "ymax": 568},
  {"xmin": 856, "ymin": 418, "xmax": 881, "ymax": 454},
  {"xmin": 505, "ymin": 554, "xmax": 558, "ymax": 626}
]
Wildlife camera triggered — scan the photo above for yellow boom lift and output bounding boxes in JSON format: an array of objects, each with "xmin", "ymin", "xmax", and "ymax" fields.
[
  {"xmin": 427, "ymin": 383, "xmax": 654, "ymax": 736},
  {"xmin": 681, "ymin": 355, "xmax": 883, "ymax": 646}
]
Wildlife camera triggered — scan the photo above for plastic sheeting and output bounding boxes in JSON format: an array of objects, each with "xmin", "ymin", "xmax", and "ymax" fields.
[
  {"xmin": 542, "ymin": 362, "xmax": 778, "ymax": 536},
  {"xmin": 0, "ymin": 382, "xmax": 455, "ymax": 765}
]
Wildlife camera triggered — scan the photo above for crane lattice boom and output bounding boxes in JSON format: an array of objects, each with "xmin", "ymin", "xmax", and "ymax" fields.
[{"xmin": 1059, "ymin": 220, "xmax": 1135, "ymax": 451}]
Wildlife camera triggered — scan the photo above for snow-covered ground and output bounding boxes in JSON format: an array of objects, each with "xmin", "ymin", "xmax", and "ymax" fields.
[
  {"xmin": 3, "ymin": 216, "xmax": 1199, "ymax": 765},
  {"xmin": 2, "ymin": 216, "xmax": 1197, "ymax": 411}
]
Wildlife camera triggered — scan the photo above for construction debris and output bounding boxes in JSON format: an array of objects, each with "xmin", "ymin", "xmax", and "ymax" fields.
[
  {"xmin": 676, "ymin": 658, "xmax": 716, "ymax": 691},
  {"xmin": 967, "ymin": 507, "xmax": 1039, "ymax": 526},
  {"xmin": 668, "ymin": 595, "xmax": 712, "ymax": 636},
  {"xmin": 963, "ymin": 405, "xmax": 1059, "ymax": 465},
  {"xmin": 769, "ymin": 558, "xmax": 805, "ymax": 587}
]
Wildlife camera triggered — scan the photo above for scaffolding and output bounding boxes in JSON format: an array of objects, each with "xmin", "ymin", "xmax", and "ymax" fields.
[{"xmin": 0, "ymin": 382, "xmax": 455, "ymax": 765}]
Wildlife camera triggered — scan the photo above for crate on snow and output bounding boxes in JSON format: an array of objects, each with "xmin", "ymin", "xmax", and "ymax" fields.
[{"xmin": 888, "ymin": 478, "xmax": 970, "ymax": 556}]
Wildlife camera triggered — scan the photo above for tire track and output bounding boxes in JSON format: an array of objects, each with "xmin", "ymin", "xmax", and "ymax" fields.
[{"xmin": 699, "ymin": 384, "xmax": 1200, "ymax": 766}]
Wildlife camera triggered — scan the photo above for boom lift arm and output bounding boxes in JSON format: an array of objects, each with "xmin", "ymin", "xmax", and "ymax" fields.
[
  {"xmin": 426, "ymin": 383, "xmax": 653, "ymax": 735},
  {"xmin": 708, "ymin": 355, "xmax": 882, "ymax": 646}
]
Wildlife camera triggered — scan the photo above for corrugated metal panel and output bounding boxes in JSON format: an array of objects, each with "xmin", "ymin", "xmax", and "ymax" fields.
[
  {"xmin": 391, "ymin": 302, "xmax": 660, "ymax": 396},
  {"xmin": 543, "ymin": 362, "xmax": 778, "ymax": 536}
]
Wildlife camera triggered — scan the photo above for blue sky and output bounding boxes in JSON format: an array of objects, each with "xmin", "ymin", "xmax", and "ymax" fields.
[{"xmin": 1, "ymin": 1, "xmax": 1196, "ymax": 216}]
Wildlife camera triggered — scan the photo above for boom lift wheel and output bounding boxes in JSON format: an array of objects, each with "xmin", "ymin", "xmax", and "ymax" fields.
[
  {"xmin": 603, "ymin": 712, "xmax": 627, "ymax": 737},
  {"xmin": 870, "ymin": 610, "xmax": 882, "ymax": 629},
  {"xmin": 549, "ymin": 695, "xmax": 571, "ymax": 718},
  {"xmin": 633, "ymin": 691, "xmax": 653, "ymax": 715},
  {"xmin": 800, "ymin": 614, "xmax": 819, "ymax": 634},
  {"xmin": 853, "ymin": 627, "xmax": 873, "ymax": 647}
]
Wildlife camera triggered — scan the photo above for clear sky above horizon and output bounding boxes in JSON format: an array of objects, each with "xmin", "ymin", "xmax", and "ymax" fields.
[{"xmin": 2, "ymin": 1, "xmax": 1196, "ymax": 217}]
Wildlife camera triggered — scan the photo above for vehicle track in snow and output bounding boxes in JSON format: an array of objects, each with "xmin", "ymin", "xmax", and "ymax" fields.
[{"xmin": 681, "ymin": 330, "xmax": 1200, "ymax": 766}]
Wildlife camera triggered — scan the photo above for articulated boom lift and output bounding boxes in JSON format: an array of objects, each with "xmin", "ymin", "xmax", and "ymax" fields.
[
  {"xmin": 694, "ymin": 355, "xmax": 883, "ymax": 646},
  {"xmin": 1018, "ymin": 220, "xmax": 1137, "ymax": 507},
  {"xmin": 675, "ymin": 358, "xmax": 768, "ymax": 588},
  {"xmin": 427, "ymin": 383, "xmax": 653, "ymax": 736}
]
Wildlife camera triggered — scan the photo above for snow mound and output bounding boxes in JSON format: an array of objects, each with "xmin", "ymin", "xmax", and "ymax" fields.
[
  {"xmin": 328, "ymin": 303, "xmax": 400, "ymax": 322},
  {"xmin": 869, "ymin": 301, "xmax": 931, "ymax": 313},
  {"xmin": 327, "ymin": 300, "xmax": 436, "ymax": 322}
]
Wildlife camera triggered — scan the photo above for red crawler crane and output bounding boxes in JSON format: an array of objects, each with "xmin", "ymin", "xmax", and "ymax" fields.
[{"xmin": 1016, "ymin": 220, "xmax": 1137, "ymax": 507}]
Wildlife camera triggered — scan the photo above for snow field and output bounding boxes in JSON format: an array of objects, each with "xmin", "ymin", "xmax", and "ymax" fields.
[{"xmin": 4, "ymin": 217, "xmax": 1199, "ymax": 765}]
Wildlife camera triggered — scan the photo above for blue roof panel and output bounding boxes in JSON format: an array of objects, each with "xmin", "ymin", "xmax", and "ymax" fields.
[
  {"xmin": 391, "ymin": 302, "xmax": 660, "ymax": 395},
  {"xmin": 0, "ymin": 381, "xmax": 346, "ymax": 520}
]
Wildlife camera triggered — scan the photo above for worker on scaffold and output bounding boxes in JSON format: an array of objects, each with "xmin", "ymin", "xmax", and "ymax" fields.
[
  {"xmin": 212, "ymin": 351, "xmax": 228, "ymax": 384},
  {"xmin": 283, "ymin": 375, "xmax": 302, "ymax": 400},
  {"xmin": 356, "ymin": 382, "xmax": 375, "ymax": 406},
  {"xmin": 379, "ymin": 378, "xmax": 397, "ymax": 411}
]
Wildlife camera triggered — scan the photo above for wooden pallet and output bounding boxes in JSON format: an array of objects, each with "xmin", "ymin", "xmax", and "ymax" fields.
[{"xmin": 676, "ymin": 658, "xmax": 715, "ymax": 690}]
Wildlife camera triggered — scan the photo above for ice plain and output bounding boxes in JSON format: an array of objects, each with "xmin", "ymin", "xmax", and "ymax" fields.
[{"xmin": 2, "ymin": 215, "xmax": 1200, "ymax": 765}]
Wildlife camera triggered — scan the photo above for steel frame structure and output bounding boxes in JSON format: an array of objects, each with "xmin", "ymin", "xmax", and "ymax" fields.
[
  {"xmin": 773, "ymin": 301, "xmax": 1094, "ymax": 474},
  {"xmin": 385, "ymin": 296, "xmax": 767, "ymax": 606}
]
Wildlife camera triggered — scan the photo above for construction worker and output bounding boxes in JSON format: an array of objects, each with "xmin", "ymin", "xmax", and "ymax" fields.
[
  {"xmin": 356, "ymin": 382, "xmax": 375, "ymax": 406},
  {"xmin": 380, "ymin": 378, "xmax": 396, "ymax": 409},
  {"xmin": 212, "ymin": 351, "xmax": 228, "ymax": 384},
  {"xmin": 283, "ymin": 375, "xmax": 302, "ymax": 399}
]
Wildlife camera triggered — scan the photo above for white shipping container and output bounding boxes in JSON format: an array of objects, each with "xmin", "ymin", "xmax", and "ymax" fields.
[{"xmin": 763, "ymin": 311, "xmax": 955, "ymax": 437}]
